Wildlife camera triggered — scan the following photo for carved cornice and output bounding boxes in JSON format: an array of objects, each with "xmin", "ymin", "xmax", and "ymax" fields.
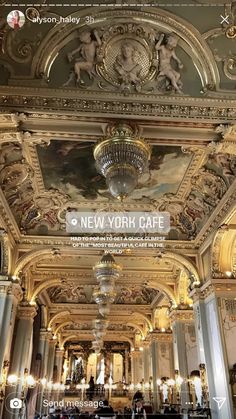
[
  {"xmin": 0, "ymin": 90, "xmax": 236, "ymax": 121},
  {"xmin": 190, "ymin": 279, "xmax": 236, "ymax": 302}
]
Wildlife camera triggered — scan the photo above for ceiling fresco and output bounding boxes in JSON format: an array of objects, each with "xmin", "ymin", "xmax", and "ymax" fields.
[
  {"xmin": 47, "ymin": 283, "xmax": 159, "ymax": 305},
  {"xmin": 37, "ymin": 141, "xmax": 192, "ymax": 202},
  {"xmin": 61, "ymin": 323, "xmax": 135, "ymax": 332},
  {"xmin": 0, "ymin": 140, "xmax": 235, "ymax": 240}
]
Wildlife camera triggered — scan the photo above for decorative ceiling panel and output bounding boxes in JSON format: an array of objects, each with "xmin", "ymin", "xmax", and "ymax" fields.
[{"xmin": 0, "ymin": 139, "xmax": 235, "ymax": 240}]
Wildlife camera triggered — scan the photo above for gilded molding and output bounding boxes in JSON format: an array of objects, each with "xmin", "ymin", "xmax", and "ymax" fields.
[{"xmin": 1, "ymin": 92, "xmax": 236, "ymax": 121}]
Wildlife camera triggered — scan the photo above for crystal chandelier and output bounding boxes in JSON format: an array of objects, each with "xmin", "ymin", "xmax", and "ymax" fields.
[
  {"xmin": 92, "ymin": 315, "xmax": 109, "ymax": 331},
  {"xmin": 94, "ymin": 123, "xmax": 151, "ymax": 200},
  {"xmin": 92, "ymin": 253, "xmax": 121, "ymax": 353},
  {"xmin": 93, "ymin": 253, "xmax": 121, "ymax": 316}
]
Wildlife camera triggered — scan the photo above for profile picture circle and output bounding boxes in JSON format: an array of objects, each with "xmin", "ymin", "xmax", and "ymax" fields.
[{"xmin": 7, "ymin": 10, "xmax": 25, "ymax": 29}]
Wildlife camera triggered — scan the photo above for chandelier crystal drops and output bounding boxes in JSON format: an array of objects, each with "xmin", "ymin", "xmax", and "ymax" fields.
[{"xmin": 93, "ymin": 123, "xmax": 151, "ymax": 201}]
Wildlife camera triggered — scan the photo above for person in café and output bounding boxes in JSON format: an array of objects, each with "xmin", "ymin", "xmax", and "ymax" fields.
[{"xmin": 131, "ymin": 400, "xmax": 147, "ymax": 419}]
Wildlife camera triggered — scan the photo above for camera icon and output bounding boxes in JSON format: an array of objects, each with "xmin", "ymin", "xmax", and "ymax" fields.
[{"xmin": 10, "ymin": 398, "xmax": 22, "ymax": 409}]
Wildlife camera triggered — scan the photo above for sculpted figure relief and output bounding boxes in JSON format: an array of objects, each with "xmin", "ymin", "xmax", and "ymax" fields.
[
  {"xmin": 114, "ymin": 41, "xmax": 142, "ymax": 90},
  {"xmin": 64, "ymin": 29, "xmax": 102, "ymax": 86},
  {"xmin": 155, "ymin": 33, "xmax": 183, "ymax": 93}
]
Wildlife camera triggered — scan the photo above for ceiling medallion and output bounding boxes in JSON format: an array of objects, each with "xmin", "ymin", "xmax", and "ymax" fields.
[{"xmin": 93, "ymin": 123, "xmax": 151, "ymax": 201}]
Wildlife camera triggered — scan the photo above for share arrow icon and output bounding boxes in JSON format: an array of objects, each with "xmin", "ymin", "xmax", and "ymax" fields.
[{"xmin": 213, "ymin": 397, "xmax": 226, "ymax": 410}]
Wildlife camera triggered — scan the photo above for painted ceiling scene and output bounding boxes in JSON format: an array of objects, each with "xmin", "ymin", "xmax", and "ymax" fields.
[
  {"xmin": 47, "ymin": 284, "xmax": 159, "ymax": 305},
  {"xmin": 0, "ymin": 138, "xmax": 235, "ymax": 240}
]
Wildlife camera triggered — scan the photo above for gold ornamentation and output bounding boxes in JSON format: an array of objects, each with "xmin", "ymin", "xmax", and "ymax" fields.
[{"xmin": 226, "ymin": 25, "xmax": 236, "ymax": 38}]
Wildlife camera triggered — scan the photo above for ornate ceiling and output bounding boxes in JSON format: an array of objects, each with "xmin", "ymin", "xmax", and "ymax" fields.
[{"xmin": 0, "ymin": 1, "xmax": 236, "ymax": 350}]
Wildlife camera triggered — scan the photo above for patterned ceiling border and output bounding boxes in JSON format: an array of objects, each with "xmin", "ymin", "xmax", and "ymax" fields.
[{"xmin": 0, "ymin": 87, "xmax": 236, "ymax": 121}]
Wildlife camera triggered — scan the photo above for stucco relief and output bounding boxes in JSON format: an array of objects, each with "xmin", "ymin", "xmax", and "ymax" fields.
[{"xmin": 63, "ymin": 24, "xmax": 185, "ymax": 94}]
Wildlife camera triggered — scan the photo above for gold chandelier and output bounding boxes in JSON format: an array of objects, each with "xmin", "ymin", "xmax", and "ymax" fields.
[{"xmin": 94, "ymin": 123, "xmax": 151, "ymax": 201}]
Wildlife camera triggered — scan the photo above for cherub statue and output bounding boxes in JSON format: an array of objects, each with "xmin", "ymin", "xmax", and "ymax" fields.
[
  {"xmin": 155, "ymin": 33, "xmax": 183, "ymax": 93},
  {"xmin": 114, "ymin": 41, "xmax": 142, "ymax": 90},
  {"xmin": 64, "ymin": 29, "xmax": 102, "ymax": 86}
]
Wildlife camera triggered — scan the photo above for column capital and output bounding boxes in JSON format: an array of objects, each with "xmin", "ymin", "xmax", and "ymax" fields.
[
  {"xmin": 148, "ymin": 331, "xmax": 173, "ymax": 343},
  {"xmin": 130, "ymin": 349, "xmax": 141, "ymax": 358},
  {"xmin": 17, "ymin": 304, "xmax": 37, "ymax": 319},
  {"xmin": 142, "ymin": 339, "xmax": 150, "ymax": 348},
  {"xmin": 55, "ymin": 348, "xmax": 64, "ymax": 356},
  {"xmin": 0, "ymin": 280, "xmax": 23, "ymax": 300},
  {"xmin": 39, "ymin": 329, "xmax": 53, "ymax": 340},
  {"xmin": 169, "ymin": 309, "xmax": 194, "ymax": 323},
  {"xmin": 49, "ymin": 338, "xmax": 57, "ymax": 346},
  {"xmin": 0, "ymin": 275, "xmax": 9, "ymax": 282},
  {"xmin": 190, "ymin": 279, "xmax": 236, "ymax": 302}
]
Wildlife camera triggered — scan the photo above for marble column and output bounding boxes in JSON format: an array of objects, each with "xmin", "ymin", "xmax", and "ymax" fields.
[
  {"xmin": 0, "ymin": 279, "xmax": 22, "ymax": 419},
  {"xmin": 54, "ymin": 349, "xmax": 64, "ymax": 383},
  {"xmin": 47, "ymin": 340, "xmax": 56, "ymax": 383},
  {"xmin": 52, "ymin": 349, "xmax": 64, "ymax": 404},
  {"xmin": 4, "ymin": 304, "xmax": 37, "ymax": 419},
  {"xmin": 169, "ymin": 310, "xmax": 192, "ymax": 409},
  {"xmin": 35, "ymin": 330, "xmax": 51, "ymax": 416},
  {"xmin": 130, "ymin": 350, "xmax": 143, "ymax": 385},
  {"xmin": 125, "ymin": 349, "xmax": 129, "ymax": 384},
  {"xmin": 192, "ymin": 285, "xmax": 235, "ymax": 419},
  {"xmin": 0, "ymin": 280, "xmax": 22, "ymax": 383},
  {"xmin": 150, "ymin": 336, "xmax": 160, "ymax": 412},
  {"xmin": 142, "ymin": 340, "xmax": 151, "ymax": 383}
]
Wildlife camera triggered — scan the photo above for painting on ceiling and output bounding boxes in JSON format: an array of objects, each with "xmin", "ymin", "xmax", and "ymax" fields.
[
  {"xmin": 48, "ymin": 284, "xmax": 94, "ymax": 303},
  {"xmin": 2, "ymin": 140, "xmax": 235, "ymax": 239},
  {"xmin": 47, "ymin": 284, "xmax": 158, "ymax": 305},
  {"xmin": 37, "ymin": 140, "xmax": 192, "ymax": 202},
  {"xmin": 115, "ymin": 286, "xmax": 158, "ymax": 304}
]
